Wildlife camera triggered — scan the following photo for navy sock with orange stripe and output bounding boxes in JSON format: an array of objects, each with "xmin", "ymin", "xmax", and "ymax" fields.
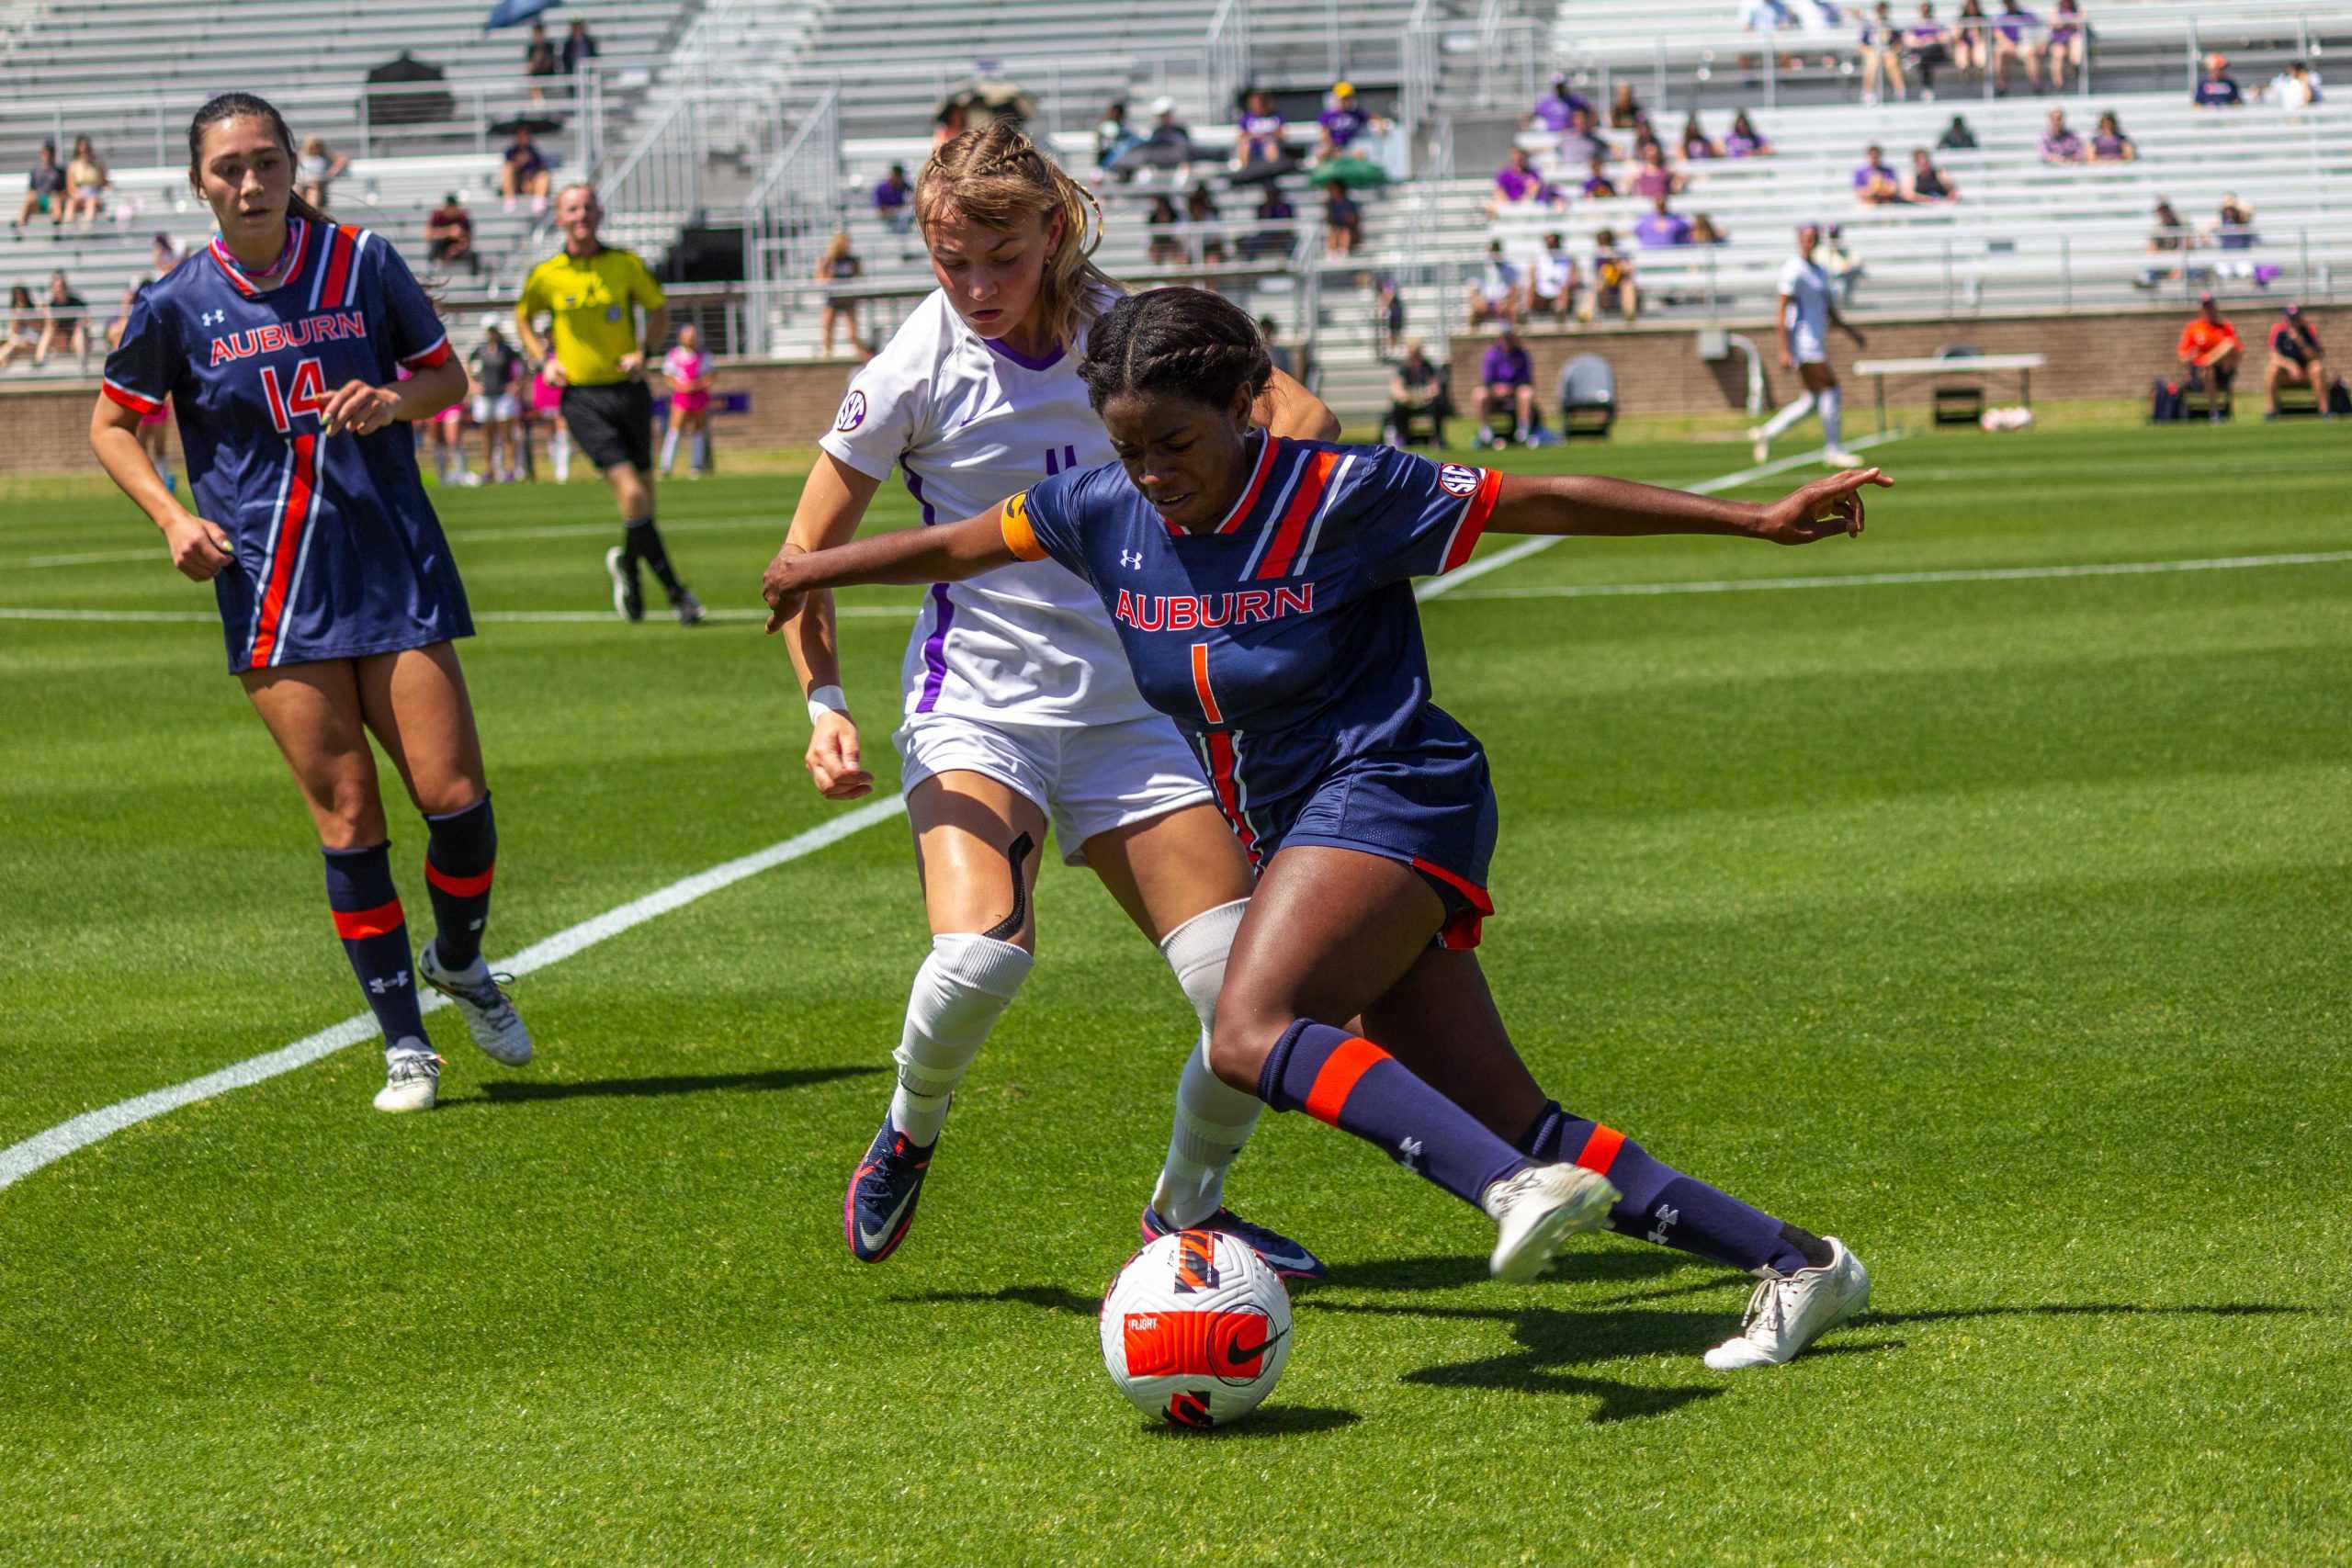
[
  {"xmin": 423, "ymin": 795, "xmax": 496, "ymax": 970},
  {"xmin": 1257, "ymin": 1021, "xmax": 1525, "ymax": 1208},
  {"xmin": 322, "ymin": 842, "xmax": 425, "ymax": 1043},
  {"xmin": 1515, "ymin": 1100, "xmax": 1816, "ymax": 1275}
]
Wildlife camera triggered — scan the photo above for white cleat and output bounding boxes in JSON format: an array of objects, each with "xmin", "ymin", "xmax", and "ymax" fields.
[
  {"xmin": 1704, "ymin": 1236, "xmax": 1871, "ymax": 1370},
  {"xmin": 1749, "ymin": 427, "xmax": 1770, "ymax": 466},
  {"xmin": 374, "ymin": 1043, "xmax": 444, "ymax": 1112},
  {"xmin": 418, "ymin": 943, "xmax": 533, "ymax": 1066},
  {"xmin": 1824, "ymin": 448, "xmax": 1867, "ymax": 469},
  {"xmin": 1483, "ymin": 1162, "xmax": 1622, "ymax": 1283}
]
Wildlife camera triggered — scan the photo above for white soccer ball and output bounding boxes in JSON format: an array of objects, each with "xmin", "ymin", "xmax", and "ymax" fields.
[{"xmin": 1099, "ymin": 1228, "xmax": 1293, "ymax": 1428}]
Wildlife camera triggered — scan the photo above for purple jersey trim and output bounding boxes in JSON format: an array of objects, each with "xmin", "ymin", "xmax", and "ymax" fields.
[
  {"xmin": 983, "ymin": 334, "xmax": 1065, "ymax": 372},
  {"xmin": 916, "ymin": 584, "xmax": 956, "ymax": 712}
]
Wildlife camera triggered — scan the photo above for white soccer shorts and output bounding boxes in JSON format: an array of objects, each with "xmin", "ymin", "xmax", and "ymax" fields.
[
  {"xmin": 471, "ymin": 392, "xmax": 520, "ymax": 423},
  {"xmin": 894, "ymin": 710, "xmax": 1216, "ymax": 866},
  {"xmin": 1791, "ymin": 322, "xmax": 1829, "ymax": 366}
]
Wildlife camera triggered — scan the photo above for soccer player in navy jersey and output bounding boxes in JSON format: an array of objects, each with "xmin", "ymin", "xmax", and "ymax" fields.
[
  {"xmin": 767, "ymin": 288, "xmax": 1896, "ymax": 1369},
  {"xmin": 88, "ymin": 93, "xmax": 531, "ymax": 1113}
]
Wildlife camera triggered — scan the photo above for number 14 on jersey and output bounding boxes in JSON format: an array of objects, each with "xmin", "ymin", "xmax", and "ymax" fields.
[{"xmin": 260, "ymin": 357, "xmax": 329, "ymax": 434}]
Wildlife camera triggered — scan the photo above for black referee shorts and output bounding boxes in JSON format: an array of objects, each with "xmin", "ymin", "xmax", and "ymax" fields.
[{"xmin": 560, "ymin": 380, "xmax": 656, "ymax": 473}]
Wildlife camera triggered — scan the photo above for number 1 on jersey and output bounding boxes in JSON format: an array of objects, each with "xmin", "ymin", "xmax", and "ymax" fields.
[{"xmin": 260, "ymin": 357, "xmax": 329, "ymax": 434}]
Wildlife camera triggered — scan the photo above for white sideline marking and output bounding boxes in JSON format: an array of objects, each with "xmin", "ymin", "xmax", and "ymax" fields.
[
  {"xmin": 1415, "ymin": 432, "xmax": 1904, "ymax": 603},
  {"xmin": 1442, "ymin": 549, "xmax": 2352, "ymax": 602},
  {"xmin": 0, "ymin": 795, "xmax": 908, "ymax": 1191}
]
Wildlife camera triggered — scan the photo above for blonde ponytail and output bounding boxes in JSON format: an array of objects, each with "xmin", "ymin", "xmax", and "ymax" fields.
[{"xmin": 917, "ymin": 122, "xmax": 1122, "ymax": 353}]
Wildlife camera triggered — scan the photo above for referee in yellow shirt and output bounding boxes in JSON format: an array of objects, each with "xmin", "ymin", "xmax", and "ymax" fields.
[{"xmin": 516, "ymin": 182, "xmax": 703, "ymax": 624}]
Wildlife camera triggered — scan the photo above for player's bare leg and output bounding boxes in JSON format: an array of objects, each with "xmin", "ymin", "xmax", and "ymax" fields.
[
  {"xmin": 1088, "ymin": 805, "xmax": 1324, "ymax": 1278},
  {"xmin": 845, "ymin": 772, "xmax": 1046, "ymax": 1262}
]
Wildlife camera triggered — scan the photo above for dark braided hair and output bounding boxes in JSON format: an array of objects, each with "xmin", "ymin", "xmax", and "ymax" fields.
[
  {"xmin": 1077, "ymin": 288, "xmax": 1273, "ymax": 416},
  {"xmin": 188, "ymin": 92, "xmax": 334, "ymax": 230}
]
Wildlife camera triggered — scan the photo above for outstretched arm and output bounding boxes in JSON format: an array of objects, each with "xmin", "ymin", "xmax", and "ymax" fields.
[
  {"xmin": 762, "ymin": 505, "xmax": 1018, "ymax": 624},
  {"xmin": 1487, "ymin": 466, "xmax": 1892, "ymax": 546},
  {"xmin": 1257, "ymin": 367, "xmax": 1340, "ymax": 440}
]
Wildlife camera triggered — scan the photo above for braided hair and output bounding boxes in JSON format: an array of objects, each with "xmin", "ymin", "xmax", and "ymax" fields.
[
  {"xmin": 918, "ymin": 121, "xmax": 1117, "ymax": 353},
  {"xmin": 1077, "ymin": 288, "xmax": 1273, "ymax": 416}
]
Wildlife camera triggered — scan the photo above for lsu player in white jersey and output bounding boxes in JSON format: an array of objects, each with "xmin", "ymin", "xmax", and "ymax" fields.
[
  {"xmin": 763, "ymin": 122, "xmax": 1340, "ymax": 1271},
  {"xmin": 1750, "ymin": 222, "xmax": 1869, "ymax": 469}
]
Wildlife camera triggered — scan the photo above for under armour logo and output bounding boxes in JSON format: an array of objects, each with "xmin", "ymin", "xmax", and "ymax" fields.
[
  {"xmin": 200, "ymin": 309, "xmax": 226, "ymax": 327},
  {"xmin": 1397, "ymin": 1136, "xmax": 1425, "ymax": 1174},
  {"xmin": 368, "ymin": 972, "xmax": 411, "ymax": 995},
  {"xmin": 1646, "ymin": 1201, "xmax": 1680, "ymax": 1245},
  {"xmin": 1120, "ymin": 550, "xmax": 1144, "ymax": 570}
]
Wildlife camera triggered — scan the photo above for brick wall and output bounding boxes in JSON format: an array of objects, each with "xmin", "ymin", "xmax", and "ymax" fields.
[{"xmin": 1446, "ymin": 304, "xmax": 2346, "ymax": 421}]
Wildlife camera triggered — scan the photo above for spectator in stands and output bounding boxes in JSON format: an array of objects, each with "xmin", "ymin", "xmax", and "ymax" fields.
[
  {"xmin": 0, "ymin": 285, "xmax": 40, "ymax": 369},
  {"xmin": 933, "ymin": 102, "xmax": 967, "ymax": 149},
  {"xmin": 1184, "ymin": 186, "xmax": 1227, "ymax": 267},
  {"xmin": 1609, "ymin": 82, "xmax": 1644, "ymax": 131},
  {"xmin": 524, "ymin": 19, "xmax": 559, "ymax": 106},
  {"xmin": 1939, "ymin": 112, "xmax": 1979, "ymax": 149},
  {"xmin": 1374, "ymin": 268, "xmax": 1406, "ymax": 354},
  {"xmin": 2211, "ymin": 193, "xmax": 2257, "ymax": 250},
  {"xmin": 1095, "ymin": 101, "xmax": 1141, "ymax": 174},
  {"xmin": 1859, "ymin": 3, "xmax": 1909, "ymax": 104},
  {"xmin": 105, "ymin": 278, "xmax": 141, "ymax": 350},
  {"xmin": 1526, "ymin": 231, "xmax": 1579, "ymax": 321},
  {"xmin": 1488, "ymin": 146, "xmax": 1563, "ymax": 215},
  {"xmin": 503, "ymin": 126, "xmax": 552, "ymax": 215},
  {"xmin": 2140, "ymin": 198, "xmax": 2197, "ymax": 284},
  {"xmin": 1147, "ymin": 194, "xmax": 1184, "ymax": 265},
  {"xmin": 1241, "ymin": 186, "xmax": 1295, "ymax": 260},
  {"xmin": 1634, "ymin": 195, "xmax": 1695, "ymax": 248},
  {"xmin": 1319, "ymin": 83, "xmax": 1371, "ymax": 151},
  {"xmin": 1122, "ymin": 98, "xmax": 1196, "ymax": 184},
  {"xmin": 1588, "ymin": 228, "xmax": 1638, "ymax": 322},
  {"xmin": 425, "ymin": 192, "xmax": 476, "ymax": 273},
  {"xmin": 1854, "ymin": 144, "xmax": 1905, "ymax": 205},
  {"xmin": 1742, "ymin": 0, "xmax": 1798, "ymax": 34},
  {"xmin": 1555, "ymin": 105, "xmax": 1611, "ymax": 169},
  {"xmin": 150, "ymin": 232, "xmax": 184, "ymax": 281},
  {"xmin": 1234, "ymin": 90, "xmax": 1292, "ymax": 177},
  {"xmin": 2088, "ymin": 111, "xmax": 2136, "ymax": 162},
  {"xmin": 62, "ymin": 135, "xmax": 108, "ymax": 228},
  {"xmin": 2265, "ymin": 305, "xmax": 2334, "ymax": 419},
  {"xmin": 816, "ymin": 230, "xmax": 866, "ymax": 357},
  {"xmin": 1579, "ymin": 154, "xmax": 1618, "ymax": 197},
  {"xmin": 874, "ymin": 162, "xmax": 914, "ymax": 251},
  {"xmin": 1468, "ymin": 241, "xmax": 1522, "ymax": 327},
  {"xmin": 1905, "ymin": 3, "xmax": 1953, "ymax": 96},
  {"xmin": 562, "ymin": 19, "xmax": 600, "ymax": 75},
  {"xmin": 2265, "ymin": 61, "xmax": 2322, "ymax": 109},
  {"xmin": 1476, "ymin": 323, "xmax": 1537, "ymax": 446},
  {"xmin": 1948, "ymin": 0, "xmax": 1989, "ymax": 79},
  {"xmin": 1692, "ymin": 212, "xmax": 1731, "ymax": 244},
  {"xmin": 1990, "ymin": 0, "xmax": 2045, "ymax": 94},
  {"xmin": 2177, "ymin": 293, "xmax": 2242, "ymax": 417},
  {"xmin": 1820, "ymin": 222, "xmax": 1863, "ymax": 302},
  {"xmin": 2045, "ymin": 0, "xmax": 2085, "ymax": 91},
  {"xmin": 1631, "ymin": 142, "xmax": 1685, "ymax": 199},
  {"xmin": 1906, "ymin": 147, "xmax": 1961, "ymax": 201},
  {"xmin": 1725, "ymin": 110, "xmax": 1773, "ymax": 156},
  {"xmin": 2038, "ymin": 108, "xmax": 2085, "ymax": 163},
  {"xmin": 1386, "ymin": 338, "xmax": 1451, "ymax": 446},
  {"xmin": 1257, "ymin": 315, "xmax": 1295, "ymax": 378},
  {"xmin": 1527, "ymin": 74, "xmax": 1589, "ymax": 133},
  {"xmin": 16, "ymin": 140, "xmax": 65, "ymax": 230},
  {"xmin": 2193, "ymin": 54, "xmax": 2243, "ymax": 108},
  {"xmin": 297, "ymin": 136, "xmax": 350, "ymax": 210},
  {"xmin": 1681, "ymin": 113, "xmax": 1724, "ymax": 160},
  {"xmin": 40, "ymin": 269, "xmax": 86, "ymax": 364},
  {"xmin": 1321, "ymin": 180, "xmax": 1361, "ymax": 256}
]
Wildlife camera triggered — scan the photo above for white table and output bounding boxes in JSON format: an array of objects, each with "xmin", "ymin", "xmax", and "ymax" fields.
[{"xmin": 1852, "ymin": 354, "xmax": 2048, "ymax": 433}]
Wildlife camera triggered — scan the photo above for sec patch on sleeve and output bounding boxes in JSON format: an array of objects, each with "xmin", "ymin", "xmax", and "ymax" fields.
[
  {"xmin": 834, "ymin": 389, "xmax": 868, "ymax": 432},
  {"xmin": 1438, "ymin": 463, "xmax": 1484, "ymax": 498}
]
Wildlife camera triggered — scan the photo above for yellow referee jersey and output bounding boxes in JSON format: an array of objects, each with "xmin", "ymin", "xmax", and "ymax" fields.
[{"xmin": 517, "ymin": 245, "xmax": 665, "ymax": 387}]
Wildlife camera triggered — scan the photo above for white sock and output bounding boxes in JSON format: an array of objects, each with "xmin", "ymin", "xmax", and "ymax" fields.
[
  {"xmin": 1819, "ymin": 385, "xmax": 1844, "ymax": 450},
  {"xmin": 551, "ymin": 428, "xmax": 571, "ymax": 483},
  {"xmin": 660, "ymin": 424, "xmax": 681, "ymax": 473},
  {"xmin": 888, "ymin": 932, "xmax": 1034, "ymax": 1146},
  {"xmin": 1758, "ymin": 391, "xmax": 1817, "ymax": 441},
  {"xmin": 1149, "ymin": 897, "xmax": 1262, "ymax": 1225}
]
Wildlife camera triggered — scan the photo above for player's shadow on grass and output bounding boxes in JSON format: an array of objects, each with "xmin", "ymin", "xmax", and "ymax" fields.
[
  {"xmin": 456, "ymin": 1064, "xmax": 886, "ymax": 1106},
  {"xmin": 1137, "ymin": 1405, "xmax": 1363, "ymax": 1440},
  {"xmin": 1311, "ymin": 1247, "xmax": 1702, "ymax": 1295}
]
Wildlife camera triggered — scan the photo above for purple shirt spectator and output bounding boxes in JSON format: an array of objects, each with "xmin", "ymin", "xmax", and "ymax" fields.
[
  {"xmin": 2040, "ymin": 127, "xmax": 2084, "ymax": 160},
  {"xmin": 1725, "ymin": 130, "xmax": 1768, "ymax": 156},
  {"xmin": 1854, "ymin": 158, "xmax": 1900, "ymax": 198},
  {"xmin": 1494, "ymin": 165, "xmax": 1552, "ymax": 205},
  {"xmin": 1481, "ymin": 340, "xmax": 1532, "ymax": 387},
  {"xmin": 2194, "ymin": 74, "xmax": 2243, "ymax": 107},
  {"xmin": 874, "ymin": 173, "xmax": 909, "ymax": 213},
  {"xmin": 1530, "ymin": 84, "xmax": 1590, "ymax": 131},
  {"xmin": 1995, "ymin": 5, "xmax": 2036, "ymax": 41},
  {"xmin": 1634, "ymin": 209, "xmax": 1693, "ymax": 247},
  {"xmin": 1633, "ymin": 165, "xmax": 1676, "ymax": 199},
  {"xmin": 1582, "ymin": 171, "xmax": 1617, "ymax": 197},
  {"xmin": 1320, "ymin": 102, "xmax": 1369, "ymax": 148},
  {"xmin": 2090, "ymin": 130, "xmax": 2128, "ymax": 158}
]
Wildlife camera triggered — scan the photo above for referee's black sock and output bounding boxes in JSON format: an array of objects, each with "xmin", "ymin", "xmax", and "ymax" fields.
[{"xmin": 625, "ymin": 516, "xmax": 685, "ymax": 596}]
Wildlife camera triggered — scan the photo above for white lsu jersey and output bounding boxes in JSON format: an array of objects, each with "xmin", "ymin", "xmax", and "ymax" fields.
[
  {"xmin": 1777, "ymin": 255, "xmax": 1833, "ymax": 363},
  {"xmin": 818, "ymin": 288, "xmax": 1153, "ymax": 728}
]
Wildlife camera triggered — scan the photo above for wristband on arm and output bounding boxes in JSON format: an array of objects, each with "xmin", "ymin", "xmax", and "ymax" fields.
[{"xmin": 806, "ymin": 684, "xmax": 850, "ymax": 725}]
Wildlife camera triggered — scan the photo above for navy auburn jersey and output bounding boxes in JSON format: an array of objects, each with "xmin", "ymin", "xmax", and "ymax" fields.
[
  {"xmin": 1004, "ymin": 434, "xmax": 1508, "ymax": 932},
  {"xmin": 103, "ymin": 219, "xmax": 472, "ymax": 672}
]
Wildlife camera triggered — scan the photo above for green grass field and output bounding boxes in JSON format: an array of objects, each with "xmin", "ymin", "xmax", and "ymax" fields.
[{"xmin": 4, "ymin": 419, "xmax": 2347, "ymax": 1565}]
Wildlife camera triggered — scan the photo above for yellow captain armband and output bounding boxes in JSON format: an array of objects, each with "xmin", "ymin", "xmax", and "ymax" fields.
[{"xmin": 1000, "ymin": 491, "xmax": 1048, "ymax": 561}]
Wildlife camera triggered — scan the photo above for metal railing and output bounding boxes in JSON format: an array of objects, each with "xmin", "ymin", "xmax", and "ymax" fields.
[
  {"xmin": 740, "ymin": 88, "xmax": 842, "ymax": 356},
  {"xmin": 1208, "ymin": 0, "xmax": 1250, "ymax": 125},
  {"xmin": 597, "ymin": 91, "xmax": 705, "ymax": 238}
]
